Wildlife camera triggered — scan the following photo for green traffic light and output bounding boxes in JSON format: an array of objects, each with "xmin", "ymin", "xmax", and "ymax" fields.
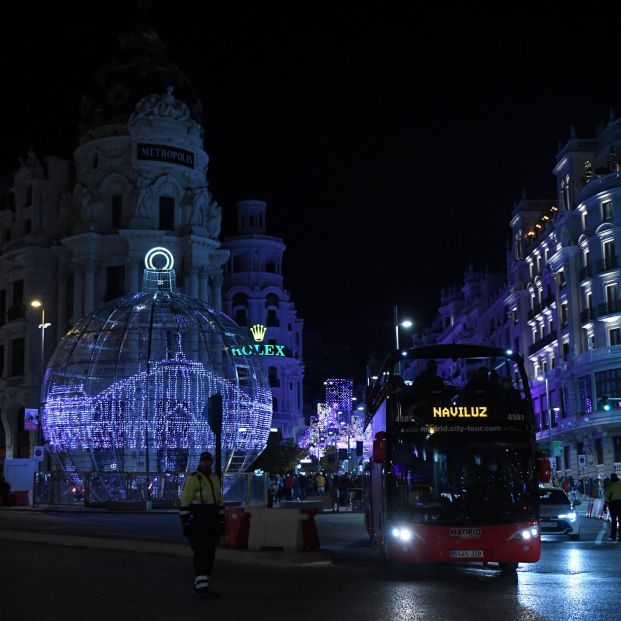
[{"xmin": 604, "ymin": 403, "xmax": 612, "ymax": 412}]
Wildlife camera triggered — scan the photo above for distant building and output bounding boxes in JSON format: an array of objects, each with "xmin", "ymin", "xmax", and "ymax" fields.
[
  {"xmin": 221, "ymin": 200, "xmax": 304, "ymax": 440},
  {"xmin": 411, "ymin": 113, "xmax": 621, "ymax": 484}
]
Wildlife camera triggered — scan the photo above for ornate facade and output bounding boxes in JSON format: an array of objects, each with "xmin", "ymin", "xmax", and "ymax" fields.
[
  {"xmin": 411, "ymin": 114, "xmax": 621, "ymax": 484},
  {"xmin": 0, "ymin": 30, "xmax": 303, "ymax": 459}
]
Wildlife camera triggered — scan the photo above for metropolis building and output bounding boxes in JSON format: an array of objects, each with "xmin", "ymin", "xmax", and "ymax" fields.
[
  {"xmin": 0, "ymin": 30, "xmax": 303, "ymax": 460},
  {"xmin": 410, "ymin": 113, "xmax": 621, "ymax": 484}
]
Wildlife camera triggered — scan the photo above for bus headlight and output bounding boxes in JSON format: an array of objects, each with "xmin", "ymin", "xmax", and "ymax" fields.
[
  {"xmin": 512, "ymin": 527, "xmax": 538, "ymax": 540},
  {"xmin": 391, "ymin": 527, "xmax": 413, "ymax": 542},
  {"xmin": 559, "ymin": 512, "xmax": 577, "ymax": 522}
]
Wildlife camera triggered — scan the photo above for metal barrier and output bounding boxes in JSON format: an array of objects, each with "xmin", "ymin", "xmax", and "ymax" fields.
[{"xmin": 33, "ymin": 471, "xmax": 267, "ymax": 508}]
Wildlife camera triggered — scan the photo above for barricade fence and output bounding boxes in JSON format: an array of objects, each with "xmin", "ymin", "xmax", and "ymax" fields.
[{"xmin": 33, "ymin": 471, "xmax": 267, "ymax": 508}]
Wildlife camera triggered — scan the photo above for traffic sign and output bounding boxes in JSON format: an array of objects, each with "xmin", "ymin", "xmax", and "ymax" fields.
[
  {"xmin": 33, "ymin": 445, "xmax": 44, "ymax": 461},
  {"xmin": 578, "ymin": 454, "xmax": 586, "ymax": 468}
]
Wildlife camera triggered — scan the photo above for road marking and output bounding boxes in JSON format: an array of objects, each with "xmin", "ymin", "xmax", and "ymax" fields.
[{"xmin": 595, "ymin": 521, "xmax": 608, "ymax": 545}]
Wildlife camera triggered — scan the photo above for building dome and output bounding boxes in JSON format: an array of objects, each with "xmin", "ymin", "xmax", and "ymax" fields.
[
  {"xmin": 79, "ymin": 29, "xmax": 203, "ymax": 137},
  {"xmin": 41, "ymin": 248, "xmax": 272, "ymax": 499}
]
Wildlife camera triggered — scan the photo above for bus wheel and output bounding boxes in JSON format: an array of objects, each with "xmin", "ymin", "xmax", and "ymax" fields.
[
  {"xmin": 499, "ymin": 563, "xmax": 518, "ymax": 575},
  {"xmin": 379, "ymin": 538, "xmax": 392, "ymax": 566}
]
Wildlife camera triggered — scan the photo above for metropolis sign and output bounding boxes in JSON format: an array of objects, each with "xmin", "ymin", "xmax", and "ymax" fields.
[
  {"xmin": 231, "ymin": 324, "xmax": 285, "ymax": 357},
  {"xmin": 137, "ymin": 143, "xmax": 195, "ymax": 169}
]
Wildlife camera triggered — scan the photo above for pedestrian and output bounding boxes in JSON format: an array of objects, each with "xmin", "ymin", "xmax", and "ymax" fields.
[
  {"xmin": 330, "ymin": 475, "xmax": 340, "ymax": 512},
  {"xmin": 315, "ymin": 472, "xmax": 326, "ymax": 493},
  {"xmin": 604, "ymin": 473, "xmax": 621, "ymax": 541},
  {"xmin": 179, "ymin": 451, "xmax": 225, "ymax": 599}
]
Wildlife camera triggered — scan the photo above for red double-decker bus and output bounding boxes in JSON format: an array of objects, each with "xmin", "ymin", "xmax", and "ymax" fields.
[{"xmin": 364, "ymin": 345, "xmax": 545, "ymax": 575}]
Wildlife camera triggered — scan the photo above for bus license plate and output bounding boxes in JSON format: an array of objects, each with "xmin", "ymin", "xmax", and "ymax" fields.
[
  {"xmin": 450, "ymin": 550, "xmax": 483, "ymax": 559},
  {"xmin": 541, "ymin": 521, "xmax": 557, "ymax": 528}
]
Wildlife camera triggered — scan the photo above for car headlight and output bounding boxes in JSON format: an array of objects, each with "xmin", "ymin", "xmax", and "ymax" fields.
[
  {"xmin": 558, "ymin": 512, "xmax": 577, "ymax": 522},
  {"xmin": 391, "ymin": 527, "xmax": 413, "ymax": 542}
]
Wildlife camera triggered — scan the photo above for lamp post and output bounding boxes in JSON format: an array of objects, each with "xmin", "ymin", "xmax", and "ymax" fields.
[
  {"xmin": 30, "ymin": 300, "xmax": 51, "ymax": 469},
  {"xmin": 393, "ymin": 305, "xmax": 413, "ymax": 375}
]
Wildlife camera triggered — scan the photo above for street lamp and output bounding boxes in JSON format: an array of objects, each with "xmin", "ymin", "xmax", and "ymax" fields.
[
  {"xmin": 536, "ymin": 374, "xmax": 551, "ymax": 434},
  {"xmin": 394, "ymin": 305, "xmax": 413, "ymax": 375},
  {"xmin": 30, "ymin": 299, "xmax": 51, "ymax": 465}
]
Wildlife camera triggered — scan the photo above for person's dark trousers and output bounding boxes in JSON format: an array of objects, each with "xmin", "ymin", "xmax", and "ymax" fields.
[
  {"xmin": 189, "ymin": 505, "xmax": 220, "ymax": 586},
  {"xmin": 609, "ymin": 500, "xmax": 621, "ymax": 539}
]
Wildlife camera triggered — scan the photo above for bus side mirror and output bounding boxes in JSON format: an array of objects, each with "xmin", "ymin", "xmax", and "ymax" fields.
[
  {"xmin": 537, "ymin": 453, "xmax": 551, "ymax": 483},
  {"xmin": 373, "ymin": 432, "xmax": 386, "ymax": 464}
]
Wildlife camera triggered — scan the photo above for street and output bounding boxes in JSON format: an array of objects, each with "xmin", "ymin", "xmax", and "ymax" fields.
[{"xmin": 0, "ymin": 510, "xmax": 619, "ymax": 621}]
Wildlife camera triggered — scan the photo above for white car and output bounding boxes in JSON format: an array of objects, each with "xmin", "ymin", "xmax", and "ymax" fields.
[{"xmin": 538, "ymin": 486, "xmax": 580, "ymax": 540}]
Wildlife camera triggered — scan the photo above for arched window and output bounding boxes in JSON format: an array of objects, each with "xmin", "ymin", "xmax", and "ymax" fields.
[
  {"xmin": 233, "ymin": 293, "xmax": 248, "ymax": 326},
  {"xmin": 265, "ymin": 293, "xmax": 279, "ymax": 327},
  {"xmin": 268, "ymin": 366, "xmax": 279, "ymax": 387}
]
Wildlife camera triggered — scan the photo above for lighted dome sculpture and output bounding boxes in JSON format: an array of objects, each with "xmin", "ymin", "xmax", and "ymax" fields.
[{"xmin": 41, "ymin": 248, "xmax": 272, "ymax": 492}]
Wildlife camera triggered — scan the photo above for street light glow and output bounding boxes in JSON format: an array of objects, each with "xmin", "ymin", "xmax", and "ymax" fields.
[
  {"xmin": 401, "ymin": 320, "xmax": 413, "ymax": 328},
  {"xmin": 30, "ymin": 300, "xmax": 42, "ymax": 308}
]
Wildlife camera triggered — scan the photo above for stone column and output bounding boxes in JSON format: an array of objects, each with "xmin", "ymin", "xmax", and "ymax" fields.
[
  {"xmin": 199, "ymin": 267, "xmax": 210, "ymax": 304},
  {"xmin": 210, "ymin": 272, "xmax": 223, "ymax": 310},
  {"xmin": 72, "ymin": 263, "xmax": 83, "ymax": 323},
  {"xmin": 83, "ymin": 261, "xmax": 97, "ymax": 315},
  {"xmin": 189, "ymin": 266, "xmax": 199, "ymax": 299},
  {"xmin": 56, "ymin": 269, "xmax": 67, "ymax": 338},
  {"xmin": 127, "ymin": 258, "xmax": 141, "ymax": 294}
]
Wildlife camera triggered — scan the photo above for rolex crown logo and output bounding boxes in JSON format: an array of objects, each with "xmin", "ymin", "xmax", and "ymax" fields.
[{"xmin": 250, "ymin": 324, "xmax": 267, "ymax": 342}]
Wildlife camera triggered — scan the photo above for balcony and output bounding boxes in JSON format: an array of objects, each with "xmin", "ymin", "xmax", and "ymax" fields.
[
  {"xmin": 597, "ymin": 300, "xmax": 621, "ymax": 317},
  {"xmin": 528, "ymin": 331, "xmax": 557, "ymax": 355},
  {"xmin": 575, "ymin": 344, "xmax": 621, "ymax": 366},
  {"xmin": 596, "ymin": 257, "xmax": 619, "ymax": 273},
  {"xmin": 580, "ymin": 308, "xmax": 597, "ymax": 322}
]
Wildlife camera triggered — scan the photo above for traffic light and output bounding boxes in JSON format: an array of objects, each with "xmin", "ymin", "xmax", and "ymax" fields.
[{"xmin": 598, "ymin": 395, "xmax": 611, "ymax": 411}]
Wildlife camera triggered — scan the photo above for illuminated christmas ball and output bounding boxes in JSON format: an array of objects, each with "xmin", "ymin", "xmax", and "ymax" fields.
[{"xmin": 42, "ymin": 248, "xmax": 272, "ymax": 491}]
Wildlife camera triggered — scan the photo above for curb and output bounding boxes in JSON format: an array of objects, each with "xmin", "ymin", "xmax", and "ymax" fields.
[{"xmin": 0, "ymin": 529, "xmax": 335, "ymax": 567}]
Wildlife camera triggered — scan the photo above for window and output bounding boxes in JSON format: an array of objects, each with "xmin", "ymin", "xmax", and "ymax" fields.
[
  {"xmin": 266, "ymin": 308, "xmax": 279, "ymax": 327},
  {"xmin": 512, "ymin": 308, "xmax": 519, "ymax": 324},
  {"xmin": 606, "ymin": 284, "xmax": 618, "ymax": 312},
  {"xmin": 582, "ymin": 212, "xmax": 587, "ymax": 231},
  {"xmin": 563, "ymin": 445, "xmax": 571, "ymax": 470},
  {"xmin": 265, "ymin": 261, "xmax": 277, "ymax": 273},
  {"xmin": 595, "ymin": 368, "xmax": 621, "ymax": 405},
  {"xmin": 595, "ymin": 438, "xmax": 604, "ymax": 465},
  {"xmin": 562, "ymin": 341, "xmax": 570, "ymax": 360},
  {"xmin": 11, "ymin": 337, "xmax": 25, "ymax": 376},
  {"xmin": 613, "ymin": 436, "xmax": 621, "ymax": 463},
  {"xmin": 13, "ymin": 280, "xmax": 23, "ymax": 307},
  {"xmin": 112, "ymin": 195, "xmax": 122, "ymax": 229},
  {"xmin": 0, "ymin": 344, "xmax": 4, "ymax": 377},
  {"xmin": 537, "ymin": 255, "xmax": 542, "ymax": 273},
  {"xmin": 578, "ymin": 375, "xmax": 593, "ymax": 415},
  {"xmin": 603, "ymin": 240, "xmax": 616, "ymax": 269},
  {"xmin": 23, "ymin": 219, "xmax": 31, "ymax": 235},
  {"xmin": 3, "ymin": 227, "xmax": 10, "ymax": 242},
  {"xmin": 105, "ymin": 266, "xmax": 125, "ymax": 301},
  {"xmin": 234, "ymin": 308, "xmax": 247, "ymax": 325},
  {"xmin": 558, "ymin": 270, "xmax": 566, "ymax": 289},
  {"xmin": 602, "ymin": 200, "xmax": 613, "ymax": 221},
  {"xmin": 0, "ymin": 289, "xmax": 5, "ymax": 326},
  {"xmin": 268, "ymin": 366, "xmax": 279, "ymax": 388},
  {"xmin": 610, "ymin": 328, "xmax": 621, "ymax": 346},
  {"xmin": 561, "ymin": 302, "xmax": 569, "ymax": 327},
  {"xmin": 159, "ymin": 197, "xmax": 175, "ymax": 230},
  {"xmin": 584, "ymin": 250, "xmax": 590, "ymax": 268}
]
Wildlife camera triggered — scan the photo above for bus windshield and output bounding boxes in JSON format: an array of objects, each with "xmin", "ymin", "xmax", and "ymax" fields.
[{"xmin": 388, "ymin": 433, "xmax": 536, "ymax": 525}]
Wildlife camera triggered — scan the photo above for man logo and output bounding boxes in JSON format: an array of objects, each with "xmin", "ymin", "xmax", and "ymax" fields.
[{"xmin": 250, "ymin": 324, "xmax": 267, "ymax": 342}]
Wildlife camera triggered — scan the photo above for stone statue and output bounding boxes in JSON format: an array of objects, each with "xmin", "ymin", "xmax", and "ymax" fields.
[
  {"xmin": 130, "ymin": 87, "xmax": 191, "ymax": 123},
  {"xmin": 74, "ymin": 184, "xmax": 98, "ymax": 224},
  {"xmin": 204, "ymin": 200, "xmax": 222, "ymax": 238},
  {"xmin": 134, "ymin": 177, "xmax": 153, "ymax": 219},
  {"xmin": 190, "ymin": 187, "xmax": 210, "ymax": 228}
]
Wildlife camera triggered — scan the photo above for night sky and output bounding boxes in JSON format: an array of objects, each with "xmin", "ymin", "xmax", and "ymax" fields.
[{"xmin": 2, "ymin": 7, "xmax": 621, "ymax": 376}]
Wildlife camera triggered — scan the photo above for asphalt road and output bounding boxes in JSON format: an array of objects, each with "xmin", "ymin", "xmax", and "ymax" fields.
[{"xmin": 0, "ymin": 510, "xmax": 619, "ymax": 621}]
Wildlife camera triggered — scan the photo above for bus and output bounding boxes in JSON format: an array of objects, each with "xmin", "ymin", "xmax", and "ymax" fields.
[{"xmin": 363, "ymin": 344, "xmax": 547, "ymax": 574}]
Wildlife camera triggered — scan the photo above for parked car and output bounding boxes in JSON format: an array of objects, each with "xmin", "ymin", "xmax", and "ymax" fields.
[{"xmin": 538, "ymin": 486, "xmax": 580, "ymax": 540}]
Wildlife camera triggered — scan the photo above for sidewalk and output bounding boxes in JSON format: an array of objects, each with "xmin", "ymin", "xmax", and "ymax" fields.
[{"xmin": 0, "ymin": 508, "xmax": 368, "ymax": 567}]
